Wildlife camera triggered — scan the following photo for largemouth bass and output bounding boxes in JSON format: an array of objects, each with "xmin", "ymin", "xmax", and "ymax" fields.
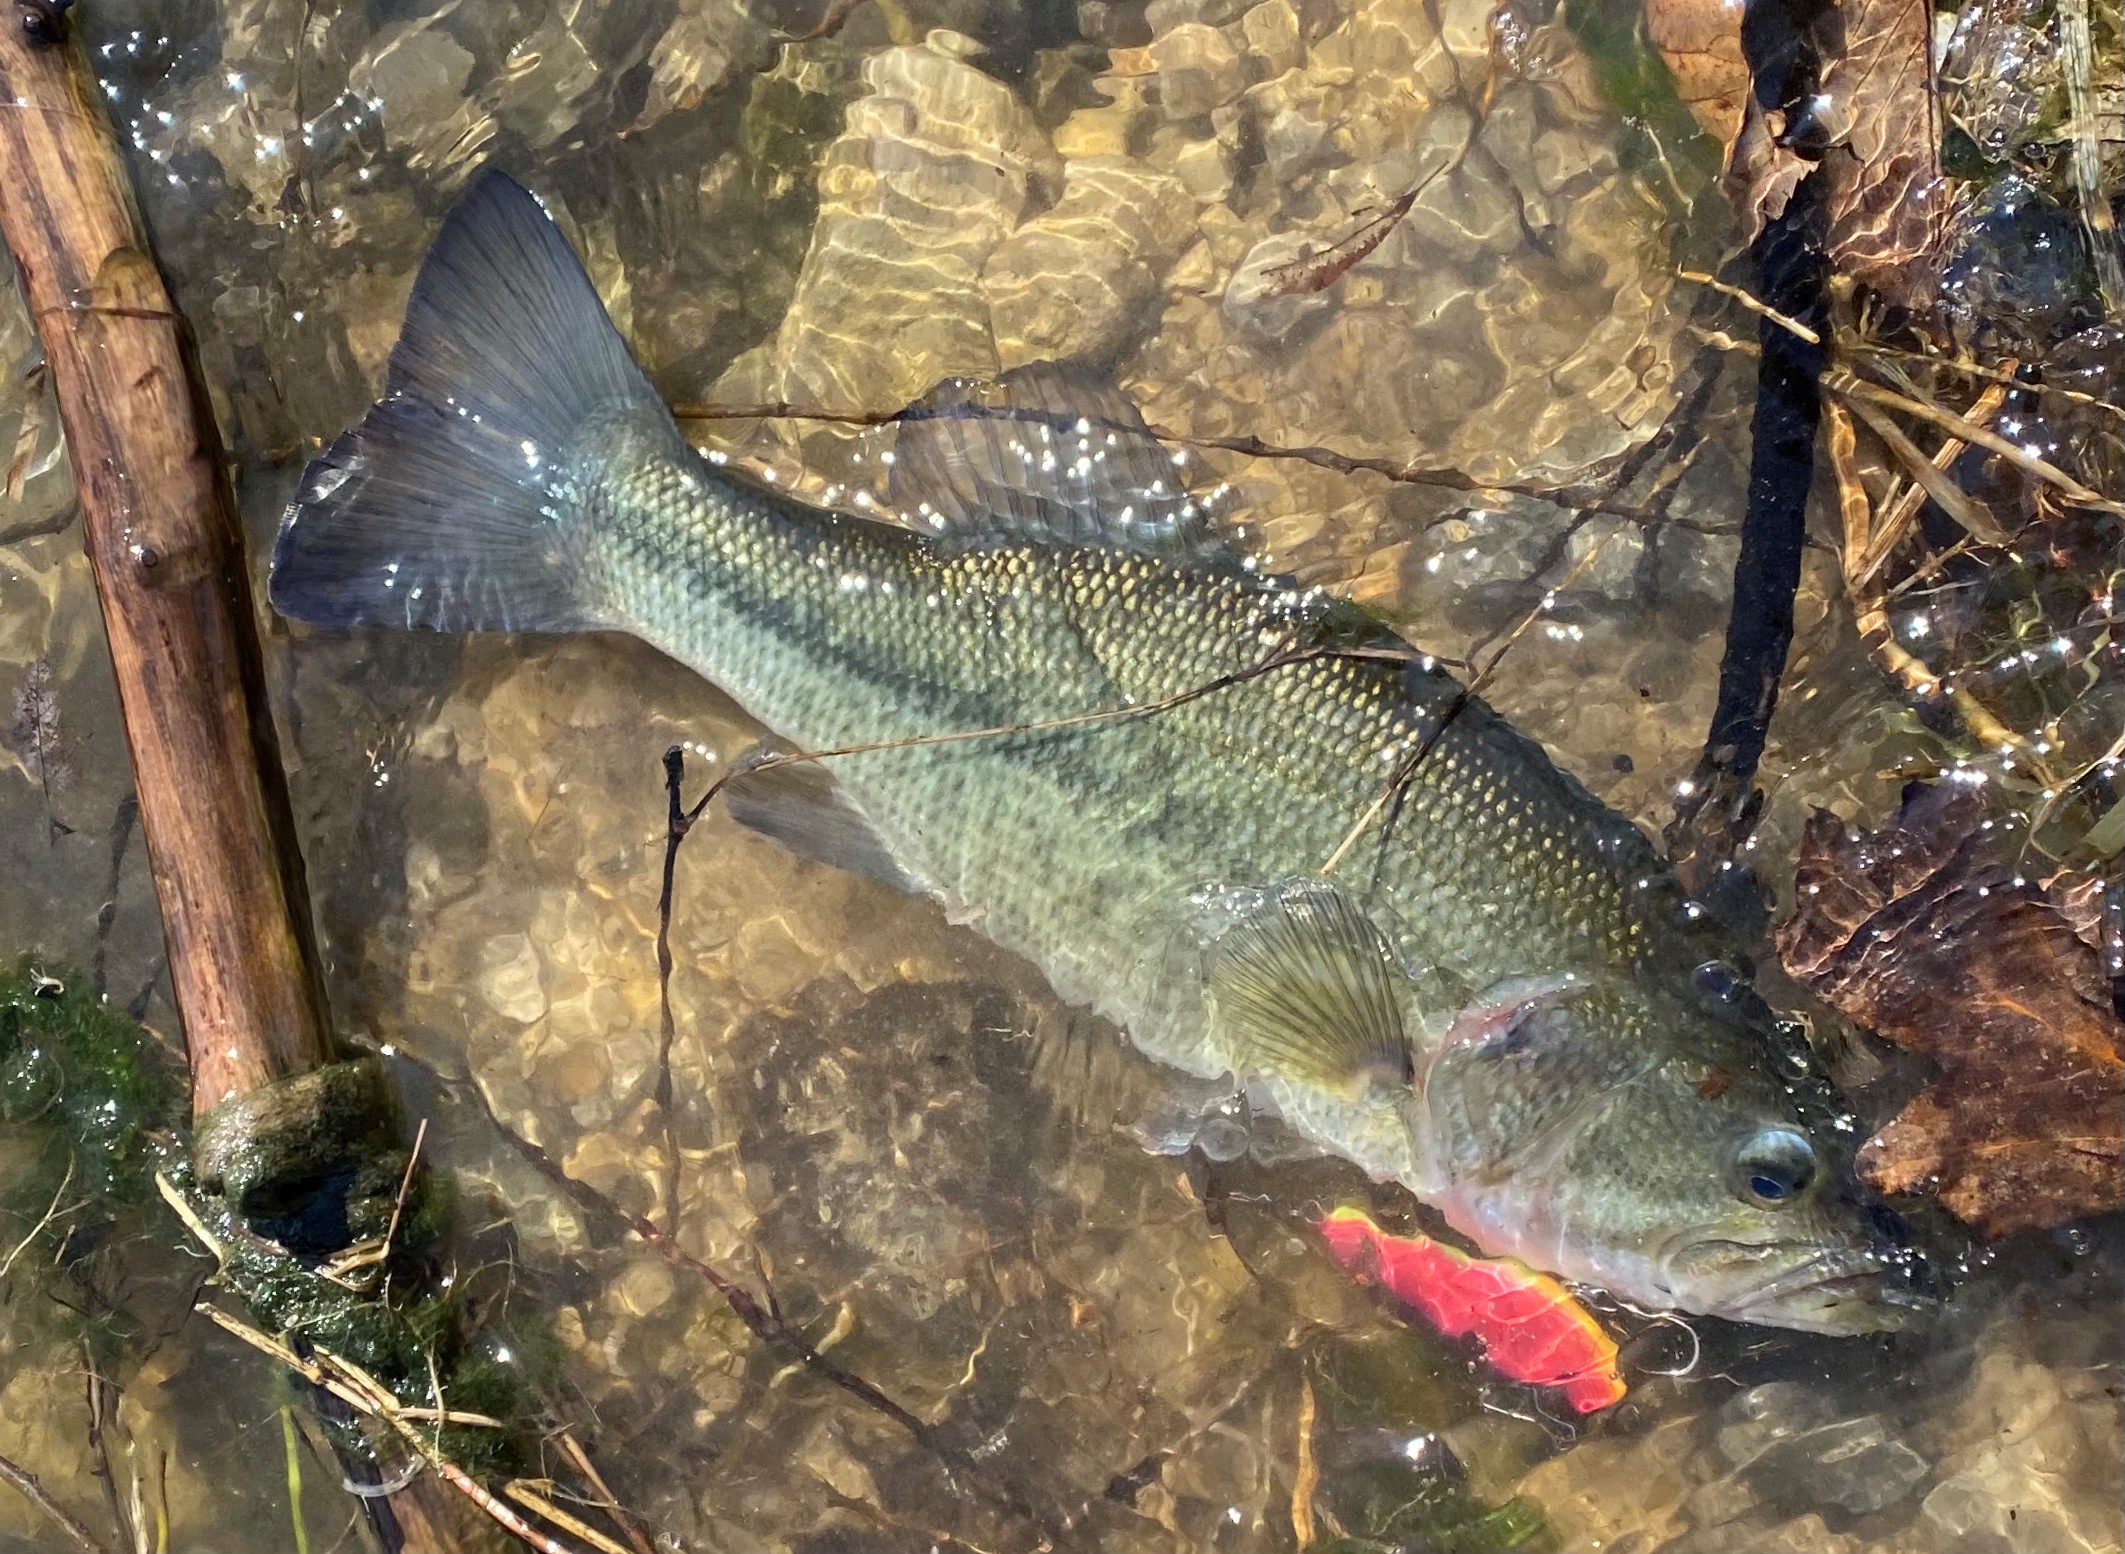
[{"xmin": 272, "ymin": 172, "xmax": 1927, "ymax": 1334}]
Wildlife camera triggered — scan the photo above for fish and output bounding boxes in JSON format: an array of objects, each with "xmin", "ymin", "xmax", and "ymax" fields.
[{"xmin": 270, "ymin": 170, "xmax": 1931, "ymax": 1335}]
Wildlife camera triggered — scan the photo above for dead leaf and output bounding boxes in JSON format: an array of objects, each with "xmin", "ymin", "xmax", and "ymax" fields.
[
  {"xmin": 1710, "ymin": 0, "xmax": 1945, "ymax": 302},
  {"xmin": 1263, "ymin": 187, "xmax": 1421, "ymax": 299},
  {"xmin": 1775, "ymin": 785, "xmax": 2124, "ymax": 1237},
  {"xmin": 1641, "ymin": 0, "xmax": 1750, "ymax": 145}
]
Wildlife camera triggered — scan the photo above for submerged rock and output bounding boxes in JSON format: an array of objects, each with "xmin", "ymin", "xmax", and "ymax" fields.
[
  {"xmin": 764, "ymin": 33, "xmax": 1062, "ymax": 412},
  {"xmin": 983, "ymin": 156, "xmax": 1195, "ymax": 366}
]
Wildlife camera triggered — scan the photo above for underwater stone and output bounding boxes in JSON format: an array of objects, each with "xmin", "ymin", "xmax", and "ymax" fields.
[
  {"xmin": 1146, "ymin": 0, "xmax": 1256, "ymax": 28},
  {"xmin": 1053, "ymin": 72, "xmax": 1158, "ymax": 157},
  {"xmin": 1240, "ymin": 0, "xmax": 1305, "ymax": 73},
  {"xmin": 1939, "ymin": 175, "xmax": 2103, "ymax": 357},
  {"xmin": 352, "ymin": 25, "xmax": 477, "ymax": 144},
  {"xmin": 1146, "ymin": 23, "xmax": 1251, "ymax": 119},
  {"xmin": 1156, "ymin": 130, "xmax": 1236, "ymax": 203},
  {"xmin": 632, "ymin": 0, "xmax": 779, "ymax": 132},
  {"xmin": 479, "ymin": 931, "xmax": 550, "ymax": 1022},
  {"xmin": 764, "ymin": 35, "xmax": 1061, "ymax": 413},
  {"xmin": 1784, "ymin": 1422, "xmax": 1931, "ymax": 1516},
  {"xmin": 983, "ymin": 157, "xmax": 1194, "ymax": 367},
  {"xmin": 1261, "ymin": 101, "xmax": 1340, "ymax": 181}
]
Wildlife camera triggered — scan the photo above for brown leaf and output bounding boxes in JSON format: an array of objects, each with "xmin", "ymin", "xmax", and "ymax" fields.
[
  {"xmin": 1717, "ymin": 0, "xmax": 1945, "ymax": 302},
  {"xmin": 1775, "ymin": 785, "xmax": 2124, "ymax": 1237},
  {"xmin": 1642, "ymin": 0, "xmax": 1751, "ymax": 146},
  {"xmin": 1262, "ymin": 186, "xmax": 1422, "ymax": 299}
]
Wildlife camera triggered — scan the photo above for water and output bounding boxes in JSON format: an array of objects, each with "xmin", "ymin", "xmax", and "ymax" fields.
[{"xmin": 1, "ymin": 0, "xmax": 2120, "ymax": 1547}]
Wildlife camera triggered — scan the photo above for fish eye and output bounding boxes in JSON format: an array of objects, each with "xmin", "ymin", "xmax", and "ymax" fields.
[
  {"xmin": 1731, "ymin": 1129, "xmax": 1817, "ymax": 1207},
  {"xmin": 1693, "ymin": 960, "xmax": 1743, "ymax": 1002}
]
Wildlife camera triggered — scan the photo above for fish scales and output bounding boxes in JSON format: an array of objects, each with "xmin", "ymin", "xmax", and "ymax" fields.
[{"xmin": 594, "ymin": 436, "xmax": 1706, "ymax": 1033}]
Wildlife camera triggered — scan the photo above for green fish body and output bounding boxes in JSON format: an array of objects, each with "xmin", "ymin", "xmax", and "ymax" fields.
[{"xmin": 273, "ymin": 173, "xmax": 1927, "ymax": 1334}]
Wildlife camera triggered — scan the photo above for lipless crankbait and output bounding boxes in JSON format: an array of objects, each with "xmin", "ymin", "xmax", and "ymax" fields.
[{"xmin": 1319, "ymin": 1205, "xmax": 1627, "ymax": 1414}]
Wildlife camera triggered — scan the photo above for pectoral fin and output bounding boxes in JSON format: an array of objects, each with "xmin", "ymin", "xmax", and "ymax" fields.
[{"xmin": 1199, "ymin": 879, "xmax": 1413, "ymax": 1100}]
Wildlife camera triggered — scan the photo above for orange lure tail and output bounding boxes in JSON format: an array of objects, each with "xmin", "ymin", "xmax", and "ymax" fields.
[{"xmin": 1319, "ymin": 1206, "xmax": 1627, "ymax": 1414}]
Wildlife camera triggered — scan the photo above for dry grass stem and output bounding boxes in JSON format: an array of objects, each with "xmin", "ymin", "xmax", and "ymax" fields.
[
  {"xmin": 153, "ymin": 1172, "xmax": 225, "ymax": 1264},
  {"xmin": 556, "ymin": 1432, "xmax": 654, "ymax": 1554},
  {"xmin": 1844, "ymin": 344, "xmax": 2123, "ymax": 421},
  {"xmin": 1830, "ymin": 374, "xmax": 2124, "ymax": 514},
  {"xmin": 503, "ymin": 1482, "xmax": 641, "ymax": 1554},
  {"xmin": 0, "ymin": 1154, "xmax": 75, "ymax": 1280},
  {"xmin": 1858, "ymin": 375, "xmax": 2015, "ymax": 586},
  {"xmin": 1291, "ymin": 1376, "xmax": 1319, "ymax": 1549},
  {"xmin": 1834, "ymin": 390, "xmax": 2011, "ymax": 542}
]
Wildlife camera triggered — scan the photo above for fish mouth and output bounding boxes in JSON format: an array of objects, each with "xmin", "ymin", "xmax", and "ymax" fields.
[{"xmin": 1683, "ymin": 1242, "xmax": 1939, "ymax": 1335}]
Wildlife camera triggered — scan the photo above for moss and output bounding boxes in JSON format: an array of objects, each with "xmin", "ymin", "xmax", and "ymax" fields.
[
  {"xmin": 0, "ymin": 958, "xmax": 546, "ymax": 1478},
  {"xmin": 0, "ymin": 956, "xmax": 184, "ymax": 1200},
  {"xmin": 1323, "ymin": 1456, "xmax": 1551, "ymax": 1554}
]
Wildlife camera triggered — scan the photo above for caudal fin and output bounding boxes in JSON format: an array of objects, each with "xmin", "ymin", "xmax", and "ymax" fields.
[{"xmin": 270, "ymin": 170, "xmax": 674, "ymax": 633}]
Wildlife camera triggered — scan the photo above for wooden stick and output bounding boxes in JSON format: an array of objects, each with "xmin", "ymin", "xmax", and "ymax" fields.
[
  {"xmin": 0, "ymin": 24, "xmax": 486, "ymax": 1554},
  {"xmin": 0, "ymin": 14, "xmax": 335, "ymax": 1119}
]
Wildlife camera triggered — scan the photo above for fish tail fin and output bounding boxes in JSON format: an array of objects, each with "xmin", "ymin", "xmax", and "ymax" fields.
[{"xmin": 270, "ymin": 170, "xmax": 680, "ymax": 633}]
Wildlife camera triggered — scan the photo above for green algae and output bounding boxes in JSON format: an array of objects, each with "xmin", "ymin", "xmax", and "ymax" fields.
[
  {"xmin": 0, "ymin": 956, "xmax": 184, "ymax": 1202},
  {"xmin": 1321, "ymin": 1456, "xmax": 1551, "ymax": 1554},
  {"xmin": 1562, "ymin": 0, "xmax": 1729, "ymax": 257},
  {"xmin": 0, "ymin": 955, "xmax": 550, "ymax": 1478}
]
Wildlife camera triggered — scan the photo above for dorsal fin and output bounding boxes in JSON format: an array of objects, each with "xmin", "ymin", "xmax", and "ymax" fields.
[{"xmin": 887, "ymin": 362, "xmax": 1243, "ymax": 571}]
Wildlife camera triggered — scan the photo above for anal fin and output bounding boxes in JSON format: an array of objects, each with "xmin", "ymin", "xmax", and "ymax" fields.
[{"xmin": 722, "ymin": 755, "xmax": 931, "ymax": 896}]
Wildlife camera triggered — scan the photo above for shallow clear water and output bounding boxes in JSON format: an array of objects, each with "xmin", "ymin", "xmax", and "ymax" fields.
[{"xmin": 1, "ymin": 0, "xmax": 2120, "ymax": 1548}]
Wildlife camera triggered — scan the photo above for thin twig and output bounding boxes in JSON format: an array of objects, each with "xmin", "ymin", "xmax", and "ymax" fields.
[
  {"xmin": 0, "ymin": 1448, "xmax": 110, "ymax": 1554},
  {"xmin": 386, "ymin": 1433, "xmax": 594, "ymax": 1554},
  {"xmin": 0, "ymin": 1154, "xmax": 74, "ymax": 1280},
  {"xmin": 1677, "ymin": 269, "xmax": 1822, "ymax": 345},
  {"xmin": 320, "ymin": 1117, "xmax": 428, "ymax": 1290},
  {"xmin": 668, "ymin": 401, "xmax": 1675, "ymax": 525},
  {"xmin": 192, "ymin": 1294, "xmax": 603, "ymax": 1554},
  {"xmin": 402, "ymin": 1046, "xmax": 1069, "ymax": 1546},
  {"xmin": 653, "ymin": 749, "xmax": 688, "ymax": 1239},
  {"xmin": 503, "ymin": 1483, "xmax": 638, "ymax": 1554},
  {"xmin": 1317, "ymin": 527, "xmax": 1624, "ymax": 877},
  {"xmin": 83, "ymin": 1345, "xmax": 132, "ymax": 1554}
]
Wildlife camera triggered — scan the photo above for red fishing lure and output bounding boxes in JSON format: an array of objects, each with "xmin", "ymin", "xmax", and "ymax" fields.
[{"xmin": 1318, "ymin": 1206, "xmax": 1627, "ymax": 1414}]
